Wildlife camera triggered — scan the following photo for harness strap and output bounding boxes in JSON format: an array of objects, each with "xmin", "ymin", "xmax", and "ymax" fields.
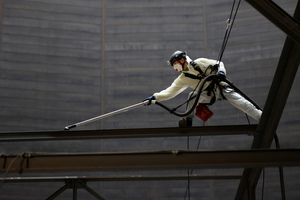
[
  {"xmin": 183, "ymin": 61, "xmax": 224, "ymax": 105},
  {"xmin": 190, "ymin": 61, "xmax": 205, "ymax": 76},
  {"xmin": 183, "ymin": 73, "xmax": 203, "ymax": 80},
  {"xmin": 206, "ymin": 82, "xmax": 216, "ymax": 105},
  {"xmin": 183, "ymin": 74, "xmax": 230, "ymax": 105}
]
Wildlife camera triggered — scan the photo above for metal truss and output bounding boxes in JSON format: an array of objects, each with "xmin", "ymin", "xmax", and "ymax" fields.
[
  {"xmin": 245, "ymin": 0, "xmax": 300, "ymax": 46},
  {"xmin": 0, "ymin": 174, "xmax": 242, "ymax": 183},
  {"xmin": 235, "ymin": 0, "xmax": 300, "ymax": 199},
  {"xmin": 45, "ymin": 179, "xmax": 105, "ymax": 200},
  {"xmin": 0, "ymin": 124, "xmax": 256, "ymax": 142},
  {"xmin": 1, "ymin": 175, "xmax": 242, "ymax": 200},
  {"xmin": 0, "ymin": 124, "xmax": 257, "ymax": 199},
  {"xmin": 1, "ymin": 149, "xmax": 300, "ymax": 172}
]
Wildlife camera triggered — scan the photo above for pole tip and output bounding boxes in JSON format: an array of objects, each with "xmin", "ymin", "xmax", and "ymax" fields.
[{"xmin": 64, "ymin": 124, "xmax": 76, "ymax": 131}]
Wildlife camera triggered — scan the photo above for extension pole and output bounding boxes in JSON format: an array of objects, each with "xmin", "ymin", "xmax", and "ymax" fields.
[{"xmin": 64, "ymin": 101, "xmax": 149, "ymax": 130}]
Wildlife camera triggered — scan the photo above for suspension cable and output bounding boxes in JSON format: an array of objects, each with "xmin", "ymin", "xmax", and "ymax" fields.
[{"xmin": 217, "ymin": 0, "xmax": 242, "ymax": 64}]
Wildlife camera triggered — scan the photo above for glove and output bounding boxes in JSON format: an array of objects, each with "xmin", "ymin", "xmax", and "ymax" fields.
[
  {"xmin": 144, "ymin": 95, "xmax": 156, "ymax": 105},
  {"xmin": 211, "ymin": 64, "xmax": 219, "ymax": 72},
  {"xmin": 218, "ymin": 71, "xmax": 226, "ymax": 80}
]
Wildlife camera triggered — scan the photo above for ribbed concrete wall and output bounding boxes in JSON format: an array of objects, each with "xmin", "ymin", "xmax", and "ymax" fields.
[
  {"xmin": 0, "ymin": 0, "xmax": 299, "ymax": 199},
  {"xmin": 0, "ymin": 0, "xmax": 103, "ymax": 131}
]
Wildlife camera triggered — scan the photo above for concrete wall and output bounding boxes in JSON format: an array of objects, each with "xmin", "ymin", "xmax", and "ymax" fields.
[{"xmin": 0, "ymin": 0, "xmax": 299, "ymax": 199}]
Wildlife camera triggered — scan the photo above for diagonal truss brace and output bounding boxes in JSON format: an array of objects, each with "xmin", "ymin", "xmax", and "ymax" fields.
[
  {"xmin": 235, "ymin": 1, "xmax": 300, "ymax": 199},
  {"xmin": 245, "ymin": 0, "xmax": 300, "ymax": 46},
  {"xmin": 45, "ymin": 179, "xmax": 105, "ymax": 200}
]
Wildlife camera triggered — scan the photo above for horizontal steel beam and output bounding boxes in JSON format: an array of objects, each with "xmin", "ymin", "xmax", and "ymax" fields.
[
  {"xmin": 0, "ymin": 174, "xmax": 242, "ymax": 183},
  {"xmin": 1, "ymin": 149, "xmax": 299, "ymax": 173},
  {"xmin": 0, "ymin": 125, "xmax": 257, "ymax": 142}
]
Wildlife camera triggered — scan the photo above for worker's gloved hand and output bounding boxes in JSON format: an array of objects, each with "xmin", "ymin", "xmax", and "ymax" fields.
[
  {"xmin": 211, "ymin": 64, "xmax": 219, "ymax": 72},
  {"xmin": 218, "ymin": 71, "xmax": 226, "ymax": 80},
  {"xmin": 144, "ymin": 95, "xmax": 155, "ymax": 105}
]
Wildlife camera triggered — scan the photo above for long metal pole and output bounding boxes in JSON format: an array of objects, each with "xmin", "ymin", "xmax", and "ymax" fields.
[{"xmin": 64, "ymin": 101, "xmax": 148, "ymax": 130}]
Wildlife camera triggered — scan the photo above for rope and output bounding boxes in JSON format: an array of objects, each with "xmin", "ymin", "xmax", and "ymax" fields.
[
  {"xmin": 0, "ymin": 154, "xmax": 23, "ymax": 191},
  {"xmin": 184, "ymin": 126, "xmax": 203, "ymax": 200},
  {"xmin": 217, "ymin": 0, "xmax": 242, "ymax": 64}
]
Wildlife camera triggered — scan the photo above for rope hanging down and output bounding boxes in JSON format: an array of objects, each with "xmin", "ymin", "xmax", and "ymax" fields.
[
  {"xmin": 217, "ymin": 0, "xmax": 242, "ymax": 65},
  {"xmin": 181, "ymin": 4, "xmax": 242, "ymax": 199}
]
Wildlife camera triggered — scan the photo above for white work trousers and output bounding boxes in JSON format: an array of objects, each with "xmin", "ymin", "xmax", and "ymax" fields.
[{"xmin": 186, "ymin": 87, "xmax": 262, "ymax": 121}]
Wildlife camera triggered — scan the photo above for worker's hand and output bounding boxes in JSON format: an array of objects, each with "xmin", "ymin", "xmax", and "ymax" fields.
[
  {"xmin": 211, "ymin": 64, "xmax": 219, "ymax": 72},
  {"xmin": 144, "ymin": 95, "xmax": 156, "ymax": 105},
  {"xmin": 218, "ymin": 71, "xmax": 226, "ymax": 80}
]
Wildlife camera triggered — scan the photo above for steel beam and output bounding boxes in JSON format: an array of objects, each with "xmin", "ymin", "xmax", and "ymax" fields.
[
  {"xmin": 2, "ymin": 175, "xmax": 241, "ymax": 200},
  {"xmin": 0, "ymin": 174, "xmax": 242, "ymax": 183},
  {"xmin": 0, "ymin": 124, "xmax": 257, "ymax": 142},
  {"xmin": 0, "ymin": 149, "xmax": 300, "ymax": 173},
  {"xmin": 235, "ymin": 1, "xmax": 300, "ymax": 199},
  {"xmin": 44, "ymin": 180, "xmax": 105, "ymax": 200},
  {"xmin": 45, "ymin": 181, "xmax": 72, "ymax": 200},
  {"xmin": 245, "ymin": 0, "xmax": 300, "ymax": 46},
  {"xmin": 78, "ymin": 180, "xmax": 106, "ymax": 200}
]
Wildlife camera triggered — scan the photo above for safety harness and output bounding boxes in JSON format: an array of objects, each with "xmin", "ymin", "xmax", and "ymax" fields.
[{"xmin": 183, "ymin": 61, "xmax": 222, "ymax": 105}]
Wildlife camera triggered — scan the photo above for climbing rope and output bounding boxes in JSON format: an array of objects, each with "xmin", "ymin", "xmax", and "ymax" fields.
[{"xmin": 217, "ymin": 0, "xmax": 242, "ymax": 65}]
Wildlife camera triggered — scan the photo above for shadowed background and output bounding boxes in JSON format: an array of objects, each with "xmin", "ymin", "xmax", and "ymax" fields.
[{"xmin": 0, "ymin": 0, "xmax": 299, "ymax": 199}]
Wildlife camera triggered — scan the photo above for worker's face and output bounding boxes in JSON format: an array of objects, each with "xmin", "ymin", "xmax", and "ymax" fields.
[{"xmin": 173, "ymin": 58, "xmax": 188, "ymax": 71}]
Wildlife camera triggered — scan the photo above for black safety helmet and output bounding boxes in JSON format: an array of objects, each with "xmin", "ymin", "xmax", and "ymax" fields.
[{"xmin": 167, "ymin": 50, "xmax": 187, "ymax": 66}]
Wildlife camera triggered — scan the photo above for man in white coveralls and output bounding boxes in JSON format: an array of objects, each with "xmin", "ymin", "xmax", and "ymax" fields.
[{"xmin": 146, "ymin": 50, "xmax": 262, "ymax": 127}]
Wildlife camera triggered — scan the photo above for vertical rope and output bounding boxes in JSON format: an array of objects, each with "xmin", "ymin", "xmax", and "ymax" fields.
[{"xmin": 217, "ymin": 0, "xmax": 242, "ymax": 64}]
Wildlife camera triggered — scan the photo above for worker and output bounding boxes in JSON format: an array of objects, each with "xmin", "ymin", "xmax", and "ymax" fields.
[{"xmin": 145, "ymin": 50, "xmax": 262, "ymax": 127}]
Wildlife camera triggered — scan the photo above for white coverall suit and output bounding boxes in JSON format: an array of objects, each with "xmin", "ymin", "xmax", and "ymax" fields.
[{"xmin": 153, "ymin": 56, "xmax": 262, "ymax": 121}]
